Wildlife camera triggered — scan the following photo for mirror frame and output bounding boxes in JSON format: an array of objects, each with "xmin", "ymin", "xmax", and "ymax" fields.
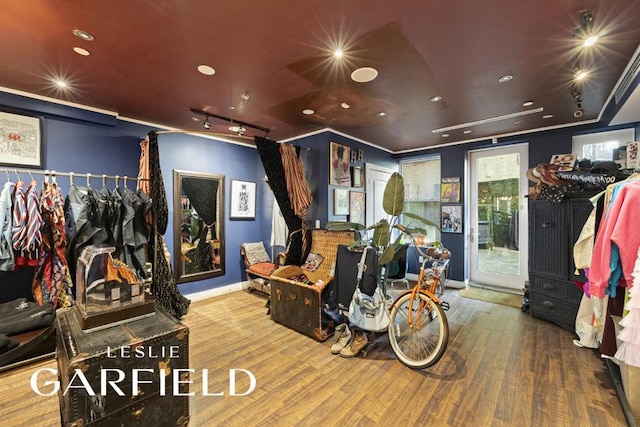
[{"xmin": 173, "ymin": 170, "xmax": 225, "ymax": 283}]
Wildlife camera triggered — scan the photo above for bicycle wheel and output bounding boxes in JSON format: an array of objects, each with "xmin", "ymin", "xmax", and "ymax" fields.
[{"xmin": 388, "ymin": 291, "xmax": 449, "ymax": 369}]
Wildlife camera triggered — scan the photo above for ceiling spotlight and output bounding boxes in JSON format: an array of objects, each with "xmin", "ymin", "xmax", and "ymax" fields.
[
  {"xmin": 522, "ymin": 100, "xmax": 533, "ymax": 107},
  {"xmin": 72, "ymin": 29, "xmax": 94, "ymax": 41},
  {"xmin": 430, "ymin": 95, "xmax": 442, "ymax": 102},
  {"xmin": 463, "ymin": 129, "xmax": 472, "ymax": 134},
  {"xmin": 302, "ymin": 109, "xmax": 314, "ymax": 115},
  {"xmin": 574, "ymin": 69, "xmax": 589, "ymax": 81},
  {"xmin": 378, "ymin": 111, "xmax": 388, "ymax": 117},
  {"xmin": 498, "ymin": 74, "xmax": 513, "ymax": 83},
  {"xmin": 240, "ymin": 91, "xmax": 250, "ymax": 101},
  {"xmin": 229, "ymin": 125, "xmax": 246, "ymax": 135},
  {"xmin": 340, "ymin": 102, "xmax": 351, "ymax": 109},
  {"xmin": 542, "ymin": 114, "xmax": 553, "ymax": 119},
  {"xmin": 442, "ymin": 133, "xmax": 449, "ymax": 138},
  {"xmin": 334, "ymin": 49, "xmax": 344, "ymax": 59},
  {"xmin": 573, "ymin": 11, "xmax": 597, "ymax": 47},
  {"xmin": 573, "ymin": 108, "xmax": 584, "ymax": 118},
  {"xmin": 203, "ymin": 118, "xmax": 211, "ymax": 129}
]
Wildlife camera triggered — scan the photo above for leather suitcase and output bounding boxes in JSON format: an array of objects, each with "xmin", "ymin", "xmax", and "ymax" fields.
[
  {"xmin": 270, "ymin": 230, "xmax": 355, "ymax": 341},
  {"xmin": 56, "ymin": 307, "xmax": 189, "ymax": 426}
]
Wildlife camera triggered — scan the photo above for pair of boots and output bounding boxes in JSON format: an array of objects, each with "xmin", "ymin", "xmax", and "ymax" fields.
[{"xmin": 330, "ymin": 324, "xmax": 368, "ymax": 357}]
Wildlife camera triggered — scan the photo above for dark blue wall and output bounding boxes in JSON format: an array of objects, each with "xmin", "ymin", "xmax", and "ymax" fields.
[{"xmin": 3, "ymin": 89, "xmax": 638, "ymax": 296}]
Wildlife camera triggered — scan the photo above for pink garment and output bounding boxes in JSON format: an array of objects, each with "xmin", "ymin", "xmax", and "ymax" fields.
[{"xmin": 589, "ymin": 181, "xmax": 640, "ymax": 298}]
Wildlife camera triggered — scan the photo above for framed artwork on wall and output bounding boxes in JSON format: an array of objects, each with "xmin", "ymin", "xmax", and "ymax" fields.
[
  {"xmin": 351, "ymin": 165, "xmax": 364, "ymax": 188},
  {"xmin": 349, "ymin": 191, "xmax": 365, "ymax": 225},
  {"xmin": 230, "ymin": 180, "xmax": 256, "ymax": 219},
  {"xmin": 442, "ymin": 204, "xmax": 462, "ymax": 233},
  {"xmin": 329, "ymin": 142, "xmax": 351, "ymax": 186},
  {"xmin": 0, "ymin": 110, "xmax": 43, "ymax": 168},
  {"xmin": 333, "ymin": 188, "xmax": 350, "ymax": 215},
  {"xmin": 440, "ymin": 177, "xmax": 460, "ymax": 203}
]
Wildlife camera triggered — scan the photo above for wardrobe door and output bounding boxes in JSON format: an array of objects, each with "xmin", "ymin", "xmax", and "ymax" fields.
[{"xmin": 529, "ymin": 200, "xmax": 568, "ymax": 280}]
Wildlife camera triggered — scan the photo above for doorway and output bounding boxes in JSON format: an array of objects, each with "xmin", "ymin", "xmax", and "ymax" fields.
[
  {"xmin": 365, "ymin": 163, "xmax": 395, "ymax": 227},
  {"xmin": 468, "ymin": 144, "xmax": 528, "ymax": 292}
]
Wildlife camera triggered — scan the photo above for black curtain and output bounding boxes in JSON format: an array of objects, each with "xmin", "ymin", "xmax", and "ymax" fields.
[
  {"xmin": 254, "ymin": 136, "xmax": 304, "ymax": 265},
  {"xmin": 148, "ymin": 131, "xmax": 190, "ymax": 318}
]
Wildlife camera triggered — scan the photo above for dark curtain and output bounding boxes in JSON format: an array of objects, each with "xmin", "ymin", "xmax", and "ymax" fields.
[
  {"xmin": 148, "ymin": 131, "xmax": 190, "ymax": 318},
  {"xmin": 181, "ymin": 177, "xmax": 218, "ymax": 226},
  {"xmin": 254, "ymin": 136, "xmax": 304, "ymax": 265}
]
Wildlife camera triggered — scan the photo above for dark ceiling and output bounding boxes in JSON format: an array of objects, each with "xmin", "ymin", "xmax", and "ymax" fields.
[{"xmin": 1, "ymin": 0, "xmax": 639, "ymax": 152}]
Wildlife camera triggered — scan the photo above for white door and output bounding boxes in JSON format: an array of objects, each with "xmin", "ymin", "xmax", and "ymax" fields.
[
  {"xmin": 468, "ymin": 144, "xmax": 529, "ymax": 292},
  {"xmin": 365, "ymin": 163, "xmax": 395, "ymax": 227}
]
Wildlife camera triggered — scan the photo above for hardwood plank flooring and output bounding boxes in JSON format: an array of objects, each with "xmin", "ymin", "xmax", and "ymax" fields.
[{"xmin": 0, "ymin": 290, "xmax": 628, "ymax": 426}]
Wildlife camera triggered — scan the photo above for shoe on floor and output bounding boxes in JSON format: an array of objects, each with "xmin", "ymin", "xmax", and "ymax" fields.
[
  {"xmin": 340, "ymin": 329, "xmax": 368, "ymax": 358},
  {"xmin": 330, "ymin": 323, "xmax": 351, "ymax": 354}
]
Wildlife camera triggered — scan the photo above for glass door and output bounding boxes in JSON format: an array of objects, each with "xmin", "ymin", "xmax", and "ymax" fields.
[{"xmin": 468, "ymin": 144, "xmax": 528, "ymax": 291}]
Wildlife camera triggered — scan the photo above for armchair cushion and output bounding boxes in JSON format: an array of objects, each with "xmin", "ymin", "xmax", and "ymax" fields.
[{"xmin": 243, "ymin": 242, "xmax": 271, "ymax": 266}]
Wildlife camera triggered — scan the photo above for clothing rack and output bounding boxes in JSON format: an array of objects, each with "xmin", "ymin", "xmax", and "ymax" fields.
[{"xmin": 4, "ymin": 167, "xmax": 147, "ymax": 187}]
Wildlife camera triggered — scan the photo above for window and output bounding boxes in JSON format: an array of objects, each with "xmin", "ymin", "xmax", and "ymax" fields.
[
  {"xmin": 572, "ymin": 128, "xmax": 635, "ymax": 161},
  {"xmin": 400, "ymin": 157, "xmax": 441, "ymax": 242}
]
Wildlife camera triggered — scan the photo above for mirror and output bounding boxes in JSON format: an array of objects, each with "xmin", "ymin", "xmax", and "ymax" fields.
[{"xmin": 173, "ymin": 170, "xmax": 225, "ymax": 283}]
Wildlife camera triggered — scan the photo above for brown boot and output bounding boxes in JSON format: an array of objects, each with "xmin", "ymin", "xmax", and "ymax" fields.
[{"xmin": 340, "ymin": 329, "xmax": 368, "ymax": 358}]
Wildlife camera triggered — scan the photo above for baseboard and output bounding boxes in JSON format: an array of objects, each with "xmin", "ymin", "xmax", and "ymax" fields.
[{"xmin": 185, "ymin": 282, "xmax": 246, "ymax": 302}]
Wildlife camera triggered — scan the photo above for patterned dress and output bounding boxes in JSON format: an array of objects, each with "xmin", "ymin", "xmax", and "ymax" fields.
[{"xmin": 32, "ymin": 182, "xmax": 73, "ymax": 308}]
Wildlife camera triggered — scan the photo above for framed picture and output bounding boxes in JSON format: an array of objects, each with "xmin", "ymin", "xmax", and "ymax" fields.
[
  {"xmin": 230, "ymin": 180, "xmax": 256, "ymax": 219},
  {"xmin": 351, "ymin": 165, "xmax": 364, "ymax": 188},
  {"xmin": 0, "ymin": 110, "xmax": 43, "ymax": 168},
  {"xmin": 349, "ymin": 191, "xmax": 365, "ymax": 225},
  {"xmin": 329, "ymin": 142, "xmax": 351, "ymax": 186},
  {"xmin": 441, "ymin": 177, "xmax": 460, "ymax": 203},
  {"xmin": 442, "ymin": 204, "xmax": 462, "ymax": 233},
  {"xmin": 333, "ymin": 188, "xmax": 350, "ymax": 215}
]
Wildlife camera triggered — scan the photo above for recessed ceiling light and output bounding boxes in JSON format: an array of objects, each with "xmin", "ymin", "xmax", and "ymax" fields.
[
  {"xmin": 463, "ymin": 130, "xmax": 472, "ymax": 134},
  {"xmin": 73, "ymin": 29, "xmax": 94, "ymax": 41},
  {"xmin": 302, "ymin": 109, "xmax": 314, "ymax": 115},
  {"xmin": 522, "ymin": 100, "xmax": 533, "ymax": 107},
  {"xmin": 514, "ymin": 119, "xmax": 523, "ymax": 124},
  {"xmin": 73, "ymin": 47, "xmax": 90, "ymax": 56},
  {"xmin": 543, "ymin": 114, "xmax": 553, "ymax": 119},
  {"xmin": 498, "ymin": 74, "xmax": 513, "ymax": 83},
  {"xmin": 378, "ymin": 111, "xmax": 388, "ymax": 117},
  {"xmin": 191, "ymin": 116, "xmax": 200, "ymax": 121},
  {"xmin": 340, "ymin": 102, "xmax": 350, "ymax": 109},
  {"xmin": 55, "ymin": 80, "xmax": 68, "ymax": 88},
  {"xmin": 197, "ymin": 65, "xmax": 216, "ymax": 76},
  {"xmin": 442, "ymin": 133, "xmax": 449, "ymax": 138},
  {"xmin": 430, "ymin": 95, "xmax": 442, "ymax": 102},
  {"xmin": 351, "ymin": 67, "xmax": 378, "ymax": 83},
  {"xmin": 334, "ymin": 49, "xmax": 344, "ymax": 59}
]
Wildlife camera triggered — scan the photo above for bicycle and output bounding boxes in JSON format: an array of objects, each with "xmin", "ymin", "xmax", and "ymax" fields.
[{"xmin": 387, "ymin": 233, "xmax": 451, "ymax": 369}]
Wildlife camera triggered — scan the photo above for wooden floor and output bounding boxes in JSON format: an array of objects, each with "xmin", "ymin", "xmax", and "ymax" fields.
[{"xmin": 0, "ymin": 289, "xmax": 629, "ymax": 426}]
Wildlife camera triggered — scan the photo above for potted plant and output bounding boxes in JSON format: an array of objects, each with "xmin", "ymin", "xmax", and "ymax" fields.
[{"xmin": 327, "ymin": 172, "xmax": 440, "ymax": 292}]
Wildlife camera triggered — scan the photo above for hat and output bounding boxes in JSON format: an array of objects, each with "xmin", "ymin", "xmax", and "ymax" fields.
[
  {"xmin": 537, "ymin": 163, "xmax": 566, "ymax": 186},
  {"xmin": 590, "ymin": 161, "xmax": 619, "ymax": 175},
  {"xmin": 526, "ymin": 165, "xmax": 542, "ymax": 183}
]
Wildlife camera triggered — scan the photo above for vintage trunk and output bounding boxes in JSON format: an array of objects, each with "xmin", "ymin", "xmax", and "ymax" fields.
[
  {"xmin": 270, "ymin": 229, "xmax": 355, "ymax": 341},
  {"xmin": 56, "ymin": 307, "xmax": 190, "ymax": 426}
]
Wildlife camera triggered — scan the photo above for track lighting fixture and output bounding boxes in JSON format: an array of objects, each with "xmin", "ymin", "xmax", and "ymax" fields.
[{"xmin": 190, "ymin": 107, "xmax": 271, "ymax": 137}]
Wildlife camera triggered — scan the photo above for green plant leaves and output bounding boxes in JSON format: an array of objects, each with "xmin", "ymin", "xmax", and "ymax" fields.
[
  {"xmin": 383, "ymin": 172, "xmax": 404, "ymax": 216},
  {"xmin": 402, "ymin": 212, "xmax": 440, "ymax": 230}
]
